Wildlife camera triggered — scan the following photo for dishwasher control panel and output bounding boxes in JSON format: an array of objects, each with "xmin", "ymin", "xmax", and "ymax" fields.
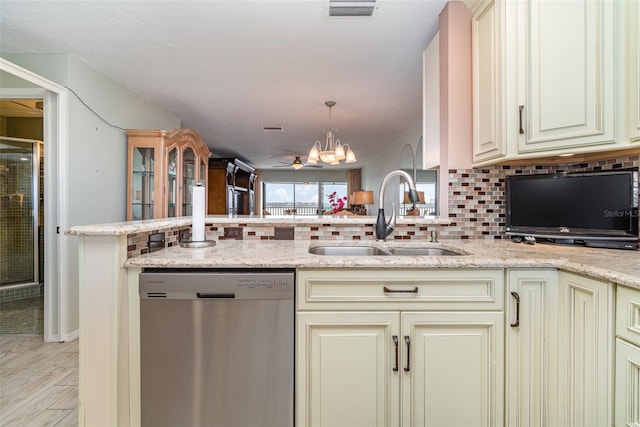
[{"xmin": 139, "ymin": 269, "xmax": 295, "ymax": 300}]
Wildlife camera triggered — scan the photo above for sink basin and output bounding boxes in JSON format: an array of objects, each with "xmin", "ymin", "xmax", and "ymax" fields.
[
  {"xmin": 308, "ymin": 246, "xmax": 391, "ymax": 256},
  {"xmin": 308, "ymin": 245, "xmax": 465, "ymax": 256},
  {"xmin": 387, "ymin": 247, "xmax": 462, "ymax": 256}
]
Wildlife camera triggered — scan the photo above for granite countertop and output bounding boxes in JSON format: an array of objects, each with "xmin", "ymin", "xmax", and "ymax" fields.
[
  {"xmin": 66, "ymin": 215, "xmax": 450, "ymax": 236},
  {"xmin": 125, "ymin": 239, "xmax": 640, "ymax": 290}
]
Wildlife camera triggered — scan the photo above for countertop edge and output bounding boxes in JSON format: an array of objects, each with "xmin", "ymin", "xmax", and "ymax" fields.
[{"xmin": 66, "ymin": 216, "xmax": 451, "ymax": 236}]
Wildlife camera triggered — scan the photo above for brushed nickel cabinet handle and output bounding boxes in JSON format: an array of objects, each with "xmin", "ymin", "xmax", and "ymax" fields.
[
  {"xmin": 392, "ymin": 335, "xmax": 399, "ymax": 372},
  {"xmin": 404, "ymin": 336, "xmax": 411, "ymax": 372},
  {"xmin": 519, "ymin": 105, "xmax": 525, "ymax": 135},
  {"xmin": 383, "ymin": 286, "xmax": 418, "ymax": 294},
  {"xmin": 511, "ymin": 291, "xmax": 520, "ymax": 327}
]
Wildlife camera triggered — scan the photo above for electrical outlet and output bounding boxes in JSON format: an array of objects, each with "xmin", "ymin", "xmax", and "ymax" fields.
[
  {"xmin": 224, "ymin": 227, "xmax": 243, "ymax": 240},
  {"xmin": 274, "ymin": 226, "xmax": 295, "ymax": 240},
  {"xmin": 148, "ymin": 232, "xmax": 166, "ymax": 253}
]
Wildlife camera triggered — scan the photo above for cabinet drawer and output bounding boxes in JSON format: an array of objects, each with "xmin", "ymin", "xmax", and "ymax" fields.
[
  {"xmin": 297, "ymin": 268, "xmax": 504, "ymax": 311},
  {"xmin": 617, "ymin": 286, "xmax": 640, "ymax": 347}
]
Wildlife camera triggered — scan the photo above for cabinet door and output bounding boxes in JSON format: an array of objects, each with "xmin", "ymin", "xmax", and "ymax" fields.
[
  {"xmin": 401, "ymin": 311, "xmax": 504, "ymax": 427},
  {"xmin": 506, "ymin": 269, "xmax": 558, "ymax": 427},
  {"xmin": 297, "ymin": 312, "xmax": 400, "ymax": 427},
  {"xmin": 629, "ymin": 0, "xmax": 640, "ymax": 142},
  {"xmin": 166, "ymin": 147, "xmax": 177, "ymax": 218},
  {"xmin": 472, "ymin": 0, "xmax": 509, "ymax": 163},
  {"xmin": 181, "ymin": 147, "xmax": 195, "ymax": 216},
  {"xmin": 129, "ymin": 146, "xmax": 156, "ymax": 220},
  {"xmin": 518, "ymin": 0, "xmax": 615, "ymax": 153},
  {"xmin": 556, "ymin": 272, "xmax": 614, "ymax": 426},
  {"xmin": 422, "ymin": 32, "xmax": 440, "ymax": 169},
  {"xmin": 615, "ymin": 338, "xmax": 640, "ymax": 427}
]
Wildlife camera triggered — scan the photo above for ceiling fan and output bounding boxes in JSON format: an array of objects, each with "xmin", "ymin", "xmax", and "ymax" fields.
[{"xmin": 274, "ymin": 156, "xmax": 323, "ymax": 170}]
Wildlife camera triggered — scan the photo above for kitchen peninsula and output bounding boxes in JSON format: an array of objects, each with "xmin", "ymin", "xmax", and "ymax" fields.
[{"xmin": 68, "ymin": 215, "xmax": 640, "ymax": 427}]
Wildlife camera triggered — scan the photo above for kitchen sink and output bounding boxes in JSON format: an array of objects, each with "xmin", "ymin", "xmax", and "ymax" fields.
[
  {"xmin": 308, "ymin": 246, "xmax": 392, "ymax": 256},
  {"xmin": 387, "ymin": 247, "xmax": 462, "ymax": 256},
  {"xmin": 308, "ymin": 245, "xmax": 465, "ymax": 256}
]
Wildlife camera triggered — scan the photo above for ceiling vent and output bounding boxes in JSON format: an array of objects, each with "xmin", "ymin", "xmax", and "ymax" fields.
[{"xmin": 329, "ymin": 0, "xmax": 376, "ymax": 17}]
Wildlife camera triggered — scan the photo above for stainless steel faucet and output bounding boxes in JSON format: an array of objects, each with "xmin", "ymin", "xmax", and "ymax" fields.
[{"xmin": 376, "ymin": 170, "xmax": 419, "ymax": 241}]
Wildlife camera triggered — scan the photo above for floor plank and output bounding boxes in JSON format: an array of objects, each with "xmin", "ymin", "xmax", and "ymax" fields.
[{"xmin": 0, "ymin": 336, "xmax": 78, "ymax": 427}]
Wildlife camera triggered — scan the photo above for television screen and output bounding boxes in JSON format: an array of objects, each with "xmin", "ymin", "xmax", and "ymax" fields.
[{"xmin": 505, "ymin": 169, "xmax": 639, "ymax": 245}]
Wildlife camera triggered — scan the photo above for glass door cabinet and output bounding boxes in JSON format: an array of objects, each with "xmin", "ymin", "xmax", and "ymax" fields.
[{"xmin": 127, "ymin": 128, "xmax": 210, "ymax": 220}]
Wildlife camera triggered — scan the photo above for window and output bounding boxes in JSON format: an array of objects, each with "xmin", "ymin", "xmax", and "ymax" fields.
[
  {"xmin": 399, "ymin": 170, "xmax": 438, "ymax": 216},
  {"xmin": 263, "ymin": 181, "xmax": 347, "ymax": 215}
]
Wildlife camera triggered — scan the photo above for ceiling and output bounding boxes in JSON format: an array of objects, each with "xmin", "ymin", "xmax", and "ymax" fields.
[{"xmin": 0, "ymin": 0, "xmax": 448, "ymax": 169}]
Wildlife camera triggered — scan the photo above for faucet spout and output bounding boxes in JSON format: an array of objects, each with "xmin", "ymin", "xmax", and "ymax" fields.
[{"xmin": 375, "ymin": 170, "xmax": 418, "ymax": 241}]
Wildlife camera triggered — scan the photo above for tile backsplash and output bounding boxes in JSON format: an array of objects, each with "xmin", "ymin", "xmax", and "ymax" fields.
[
  {"xmin": 442, "ymin": 153, "xmax": 639, "ymax": 240},
  {"xmin": 125, "ymin": 152, "xmax": 639, "ymax": 257}
]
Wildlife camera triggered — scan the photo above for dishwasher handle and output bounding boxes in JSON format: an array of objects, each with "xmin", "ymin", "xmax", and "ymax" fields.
[{"xmin": 196, "ymin": 293, "xmax": 236, "ymax": 299}]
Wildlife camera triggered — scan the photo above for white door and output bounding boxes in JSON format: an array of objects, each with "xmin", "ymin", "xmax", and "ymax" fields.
[
  {"xmin": 401, "ymin": 311, "xmax": 504, "ymax": 427},
  {"xmin": 506, "ymin": 269, "xmax": 559, "ymax": 426},
  {"xmin": 518, "ymin": 0, "xmax": 615, "ymax": 153},
  {"xmin": 556, "ymin": 272, "xmax": 614, "ymax": 426},
  {"xmin": 296, "ymin": 311, "xmax": 401, "ymax": 427}
]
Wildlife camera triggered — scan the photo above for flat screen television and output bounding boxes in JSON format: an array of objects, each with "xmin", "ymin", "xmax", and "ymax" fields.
[{"xmin": 505, "ymin": 169, "xmax": 639, "ymax": 249}]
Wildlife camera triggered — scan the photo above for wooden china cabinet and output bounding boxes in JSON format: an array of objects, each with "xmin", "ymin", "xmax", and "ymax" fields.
[{"xmin": 127, "ymin": 128, "xmax": 210, "ymax": 220}]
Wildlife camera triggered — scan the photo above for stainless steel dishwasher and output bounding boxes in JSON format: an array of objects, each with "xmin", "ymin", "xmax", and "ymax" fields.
[{"xmin": 139, "ymin": 268, "xmax": 295, "ymax": 427}]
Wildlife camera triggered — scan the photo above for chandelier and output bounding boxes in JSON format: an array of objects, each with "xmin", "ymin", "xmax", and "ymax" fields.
[{"xmin": 307, "ymin": 101, "xmax": 357, "ymax": 165}]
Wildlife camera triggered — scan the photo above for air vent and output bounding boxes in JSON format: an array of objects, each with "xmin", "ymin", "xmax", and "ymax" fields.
[
  {"xmin": 262, "ymin": 125, "xmax": 285, "ymax": 132},
  {"xmin": 329, "ymin": 0, "xmax": 376, "ymax": 17}
]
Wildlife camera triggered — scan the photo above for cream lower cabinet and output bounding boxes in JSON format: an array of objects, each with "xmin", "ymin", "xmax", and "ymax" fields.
[
  {"xmin": 615, "ymin": 339, "xmax": 640, "ymax": 427},
  {"xmin": 297, "ymin": 311, "xmax": 400, "ymax": 427},
  {"xmin": 296, "ymin": 268, "xmax": 504, "ymax": 427},
  {"xmin": 556, "ymin": 271, "xmax": 614, "ymax": 426},
  {"xmin": 615, "ymin": 285, "xmax": 640, "ymax": 426},
  {"xmin": 401, "ymin": 312, "xmax": 503, "ymax": 427},
  {"xmin": 505, "ymin": 269, "xmax": 559, "ymax": 426}
]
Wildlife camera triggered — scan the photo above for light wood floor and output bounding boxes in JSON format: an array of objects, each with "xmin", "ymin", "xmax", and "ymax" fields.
[{"xmin": 0, "ymin": 335, "xmax": 78, "ymax": 426}]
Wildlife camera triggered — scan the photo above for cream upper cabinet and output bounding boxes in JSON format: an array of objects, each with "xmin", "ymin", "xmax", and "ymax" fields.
[
  {"xmin": 505, "ymin": 269, "xmax": 559, "ymax": 427},
  {"xmin": 472, "ymin": 0, "xmax": 636, "ymax": 166},
  {"xmin": 556, "ymin": 271, "xmax": 614, "ymax": 427},
  {"xmin": 422, "ymin": 33, "xmax": 440, "ymax": 169},
  {"xmin": 296, "ymin": 268, "xmax": 504, "ymax": 427},
  {"xmin": 629, "ymin": 0, "xmax": 640, "ymax": 142},
  {"xmin": 471, "ymin": 0, "xmax": 514, "ymax": 163},
  {"xmin": 517, "ymin": 0, "xmax": 615, "ymax": 154}
]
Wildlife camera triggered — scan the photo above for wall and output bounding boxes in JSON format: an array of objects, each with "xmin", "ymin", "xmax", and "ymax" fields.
[
  {"xmin": 361, "ymin": 121, "xmax": 423, "ymax": 212},
  {"xmin": 438, "ymin": 1, "xmax": 473, "ymax": 218},
  {"xmin": 1, "ymin": 53, "xmax": 181, "ymax": 337}
]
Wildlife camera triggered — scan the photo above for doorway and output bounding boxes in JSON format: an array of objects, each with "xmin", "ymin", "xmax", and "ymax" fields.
[{"xmin": 0, "ymin": 99, "xmax": 45, "ymax": 335}]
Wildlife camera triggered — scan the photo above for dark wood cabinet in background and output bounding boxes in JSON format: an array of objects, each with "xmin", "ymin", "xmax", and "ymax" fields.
[{"xmin": 207, "ymin": 158, "xmax": 255, "ymax": 215}]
